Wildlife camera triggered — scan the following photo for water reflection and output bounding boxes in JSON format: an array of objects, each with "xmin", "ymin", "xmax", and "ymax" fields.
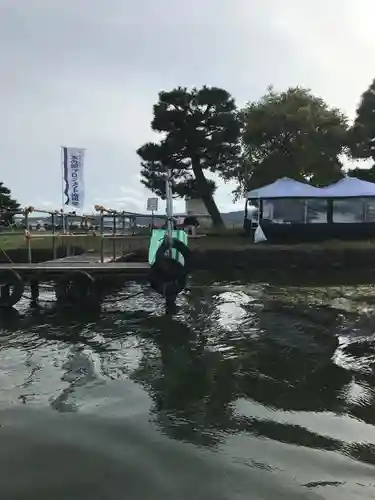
[
  {"xmin": 132, "ymin": 318, "xmax": 238, "ymax": 447},
  {"xmin": 1, "ymin": 279, "xmax": 375, "ymax": 474}
]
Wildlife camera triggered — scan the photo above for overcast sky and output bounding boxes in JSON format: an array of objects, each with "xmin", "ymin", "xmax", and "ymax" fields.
[{"xmin": 1, "ymin": 0, "xmax": 374, "ymax": 215}]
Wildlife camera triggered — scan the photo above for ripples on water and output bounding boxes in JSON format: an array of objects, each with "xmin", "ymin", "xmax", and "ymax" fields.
[{"xmin": 1, "ymin": 277, "xmax": 375, "ymax": 499}]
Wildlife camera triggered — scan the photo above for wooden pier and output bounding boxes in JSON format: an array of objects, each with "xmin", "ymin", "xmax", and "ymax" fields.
[
  {"xmin": 0, "ymin": 252, "xmax": 150, "ymax": 309},
  {"xmin": 0, "ymin": 254, "xmax": 150, "ymax": 278},
  {"xmin": 0, "ymin": 205, "xmax": 192, "ymax": 311}
]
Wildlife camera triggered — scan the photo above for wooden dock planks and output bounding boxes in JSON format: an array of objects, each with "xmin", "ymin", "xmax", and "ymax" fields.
[{"xmin": 0, "ymin": 253, "xmax": 150, "ymax": 276}]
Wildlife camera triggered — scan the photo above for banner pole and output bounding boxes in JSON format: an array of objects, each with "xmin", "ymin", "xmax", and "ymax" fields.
[
  {"xmin": 165, "ymin": 168, "xmax": 174, "ymax": 257},
  {"xmin": 61, "ymin": 146, "xmax": 86, "ymax": 231},
  {"xmin": 60, "ymin": 146, "xmax": 66, "ymax": 233}
]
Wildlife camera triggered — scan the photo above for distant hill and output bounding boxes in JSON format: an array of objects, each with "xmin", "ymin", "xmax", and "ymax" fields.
[
  {"xmin": 222, "ymin": 210, "xmax": 243, "ymax": 225},
  {"xmin": 132, "ymin": 210, "xmax": 244, "ymax": 226},
  {"xmin": 22, "ymin": 209, "xmax": 244, "ymax": 227}
]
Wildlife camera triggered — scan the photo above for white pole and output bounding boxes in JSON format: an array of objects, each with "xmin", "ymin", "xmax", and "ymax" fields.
[
  {"xmin": 165, "ymin": 168, "xmax": 174, "ymax": 256},
  {"xmin": 304, "ymin": 199, "xmax": 308, "ymax": 223},
  {"xmin": 60, "ymin": 146, "xmax": 66, "ymax": 233}
]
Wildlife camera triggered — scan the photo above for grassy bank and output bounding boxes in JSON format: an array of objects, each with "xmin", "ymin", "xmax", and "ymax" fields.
[
  {"xmin": 0, "ymin": 233, "xmax": 150, "ymax": 263},
  {"xmin": 3, "ymin": 230, "xmax": 375, "ymax": 253},
  {"xmin": 3, "ymin": 230, "xmax": 375, "ymax": 270},
  {"xmin": 0, "ymin": 233, "xmax": 149, "ymax": 253},
  {"xmin": 194, "ymin": 237, "xmax": 375, "ymax": 251}
]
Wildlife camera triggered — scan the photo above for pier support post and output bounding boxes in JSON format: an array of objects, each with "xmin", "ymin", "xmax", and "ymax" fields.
[
  {"xmin": 100, "ymin": 211, "xmax": 104, "ymax": 263},
  {"xmin": 112, "ymin": 213, "xmax": 117, "ymax": 260},
  {"xmin": 30, "ymin": 279, "xmax": 40, "ymax": 308},
  {"xmin": 55, "ymin": 271, "xmax": 98, "ymax": 307},
  {"xmin": 0, "ymin": 270, "xmax": 25, "ymax": 308},
  {"xmin": 165, "ymin": 293, "xmax": 177, "ymax": 315},
  {"xmin": 51, "ymin": 213, "xmax": 57, "ymax": 260},
  {"xmin": 0, "ymin": 285, "xmax": 10, "ymax": 303}
]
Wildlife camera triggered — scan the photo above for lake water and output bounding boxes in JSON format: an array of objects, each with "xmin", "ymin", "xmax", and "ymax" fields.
[{"xmin": 1, "ymin": 276, "xmax": 375, "ymax": 499}]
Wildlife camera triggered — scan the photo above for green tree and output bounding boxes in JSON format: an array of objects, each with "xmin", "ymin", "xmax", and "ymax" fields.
[
  {"xmin": 347, "ymin": 78, "xmax": 375, "ymax": 178},
  {"xmin": 0, "ymin": 182, "xmax": 20, "ymax": 225},
  {"xmin": 235, "ymin": 86, "xmax": 348, "ymax": 198},
  {"xmin": 348, "ymin": 166, "xmax": 375, "ymax": 182},
  {"xmin": 137, "ymin": 86, "xmax": 242, "ymax": 227}
]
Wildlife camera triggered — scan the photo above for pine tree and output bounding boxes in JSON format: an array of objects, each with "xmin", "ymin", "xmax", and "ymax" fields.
[
  {"xmin": 0, "ymin": 182, "xmax": 20, "ymax": 226},
  {"xmin": 137, "ymin": 86, "xmax": 242, "ymax": 227}
]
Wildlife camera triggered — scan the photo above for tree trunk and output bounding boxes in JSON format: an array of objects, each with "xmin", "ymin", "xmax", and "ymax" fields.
[{"xmin": 191, "ymin": 158, "xmax": 225, "ymax": 228}]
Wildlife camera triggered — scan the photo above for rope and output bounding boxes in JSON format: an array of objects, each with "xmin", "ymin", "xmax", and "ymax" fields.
[{"xmin": 0, "ymin": 245, "xmax": 13, "ymax": 263}]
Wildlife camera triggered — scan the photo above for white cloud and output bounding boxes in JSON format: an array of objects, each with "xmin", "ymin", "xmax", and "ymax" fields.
[{"xmin": 1, "ymin": 0, "xmax": 375, "ymax": 216}]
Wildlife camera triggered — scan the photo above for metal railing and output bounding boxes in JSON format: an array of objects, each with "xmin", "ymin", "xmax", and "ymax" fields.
[{"xmin": 0, "ymin": 205, "xmax": 215, "ymax": 263}]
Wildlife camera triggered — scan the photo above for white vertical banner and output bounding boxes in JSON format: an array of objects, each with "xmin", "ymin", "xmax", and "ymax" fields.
[{"xmin": 61, "ymin": 146, "xmax": 85, "ymax": 208}]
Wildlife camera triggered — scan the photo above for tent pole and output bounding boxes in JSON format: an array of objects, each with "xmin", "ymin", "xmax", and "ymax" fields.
[{"xmin": 304, "ymin": 199, "xmax": 308, "ymax": 224}]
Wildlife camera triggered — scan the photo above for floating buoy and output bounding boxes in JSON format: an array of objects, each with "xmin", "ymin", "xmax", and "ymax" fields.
[
  {"xmin": 155, "ymin": 237, "xmax": 192, "ymax": 272},
  {"xmin": 148, "ymin": 167, "xmax": 193, "ymax": 313},
  {"xmin": 149, "ymin": 237, "xmax": 192, "ymax": 297},
  {"xmin": 0, "ymin": 270, "xmax": 25, "ymax": 308},
  {"xmin": 149, "ymin": 255, "xmax": 187, "ymax": 296}
]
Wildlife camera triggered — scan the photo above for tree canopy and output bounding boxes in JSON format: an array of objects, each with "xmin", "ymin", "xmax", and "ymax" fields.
[
  {"xmin": 347, "ymin": 78, "xmax": 375, "ymax": 163},
  {"xmin": 235, "ymin": 87, "xmax": 348, "ymax": 198},
  {"xmin": 0, "ymin": 182, "xmax": 20, "ymax": 225},
  {"xmin": 348, "ymin": 166, "xmax": 375, "ymax": 182},
  {"xmin": 137, "ymin": 86, "xmax": 242, "ymax": 226}
]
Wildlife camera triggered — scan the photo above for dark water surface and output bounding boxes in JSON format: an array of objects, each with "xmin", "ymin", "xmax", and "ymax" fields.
[{"xmin": 1, "ymin": 276, "xmax": 375, "ymax": 499}]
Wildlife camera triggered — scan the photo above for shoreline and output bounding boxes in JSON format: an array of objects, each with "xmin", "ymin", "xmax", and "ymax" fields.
[{"xmin": 2, "ymin": 236, "xmax": 375, "ymax": 284}]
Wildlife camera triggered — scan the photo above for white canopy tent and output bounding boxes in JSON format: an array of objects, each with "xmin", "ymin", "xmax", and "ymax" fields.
[
  {"xmin": 245, "ymin": 176, "xmax": 375, "ymax": 225},
  {"xmin": 320, "ymin": 177, "xmax": 375, "ymax": 223},
  {"xmin": 247, "ymin": 177, "xmax": 325, "ymax": 199},
  {"xmin": 246, "ymin": 178, "xmax": 326, "ymax": 224},
  {"xmin": 320, "ymin": 177, "xmax": 375, "ymax": 198},
  {"xmin": 247, "ymin": 176, "xmax": 375, "ymax": 199}
]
